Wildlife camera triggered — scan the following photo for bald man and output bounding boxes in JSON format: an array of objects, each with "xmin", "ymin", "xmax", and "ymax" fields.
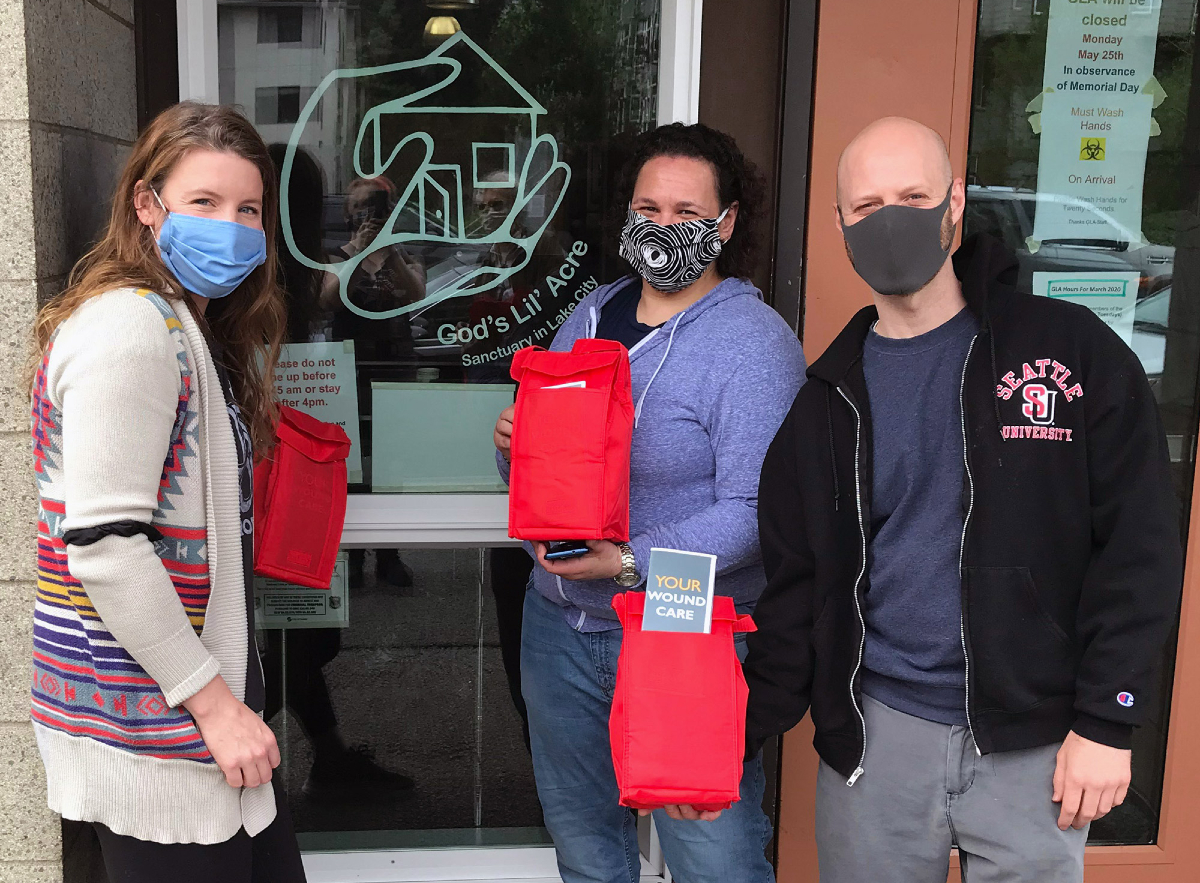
[{"xmin": 743, "ymin": 117, "xmax": 1181, "ymax": 881}]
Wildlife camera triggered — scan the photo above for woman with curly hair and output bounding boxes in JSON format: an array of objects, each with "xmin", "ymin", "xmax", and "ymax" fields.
[
  {"xmin": 28, "ymin": 102, "xmax": 304, "ymax": 881},
  {"xmin": 493, "ymin": 122, "xmax": 805, "ymax": 883}
]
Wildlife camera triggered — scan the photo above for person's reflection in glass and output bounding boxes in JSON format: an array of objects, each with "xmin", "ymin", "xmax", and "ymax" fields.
[
  {"xmin": 490, "ymin": 546, "xmax": 534, "ymax": 750},
  {"xmin": 467, "ymin": 170, "xmax": 547, "ymax": 749},
  {"xmin": 320, "ymin": 176, "xmax": 426, "ymax": 359},
  {"xmin": 322, "ymin": 176, "xmax": 422, "ymax": 589},
  {"xmin": 266, "ymin": 145, "xmax": 415, "ymax": 801},
  {"xmin": 270, "ymin": 144, "xmax": 329, "ymax": 343},
  {"xmin": 463, "ymin": 169, "xmax": 570, "ymax": 384}
]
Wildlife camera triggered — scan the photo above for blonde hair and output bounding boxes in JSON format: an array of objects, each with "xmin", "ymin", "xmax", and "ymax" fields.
[{"xmin": 30, "ymin": 102, "xmax": 285, "ymax": 454}]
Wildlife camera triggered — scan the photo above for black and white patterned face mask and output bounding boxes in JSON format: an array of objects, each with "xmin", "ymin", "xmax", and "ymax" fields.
[{"xmin": 619, "ymin": 207, "xmax": 729, "ymax": 294}]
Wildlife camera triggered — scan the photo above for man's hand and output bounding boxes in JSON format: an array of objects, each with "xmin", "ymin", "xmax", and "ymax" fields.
[
  {"xmin": 494, "ymin": 405, "xmax": 515, "ymax": 461},
  {"xmin": 534, "ymin": 540, "xmax": 623, "ymax": 581},
  {"xmin": 638, "ymin": 805, "xmax": 724, "ymax": 822},
  {"xmin": 1052, "ymin": 730, "xmax": 1131, "ymax": 830},
  {"xmin": 184, "ymin": 676, "xmax": 280, "ymax": 789}
]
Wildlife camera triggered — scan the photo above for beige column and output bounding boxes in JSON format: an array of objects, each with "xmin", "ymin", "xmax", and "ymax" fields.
[{"xmin": 0, "ymin": 1, "xmax": 137, "ymax": 880}]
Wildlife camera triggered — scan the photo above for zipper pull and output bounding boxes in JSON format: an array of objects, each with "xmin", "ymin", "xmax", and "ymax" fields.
[{"xmin": 847, "ymin": 766, "xmax": 864, "ymax": 787}]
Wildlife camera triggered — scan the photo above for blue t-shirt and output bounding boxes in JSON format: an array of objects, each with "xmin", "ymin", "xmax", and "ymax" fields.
[
  {"xmin": 595, "ymin": 278, "xmax": 662, "ymax": 350},
  {"xmin": 860, "ymin": 307, "xmax": 978, "ymax": 727}
]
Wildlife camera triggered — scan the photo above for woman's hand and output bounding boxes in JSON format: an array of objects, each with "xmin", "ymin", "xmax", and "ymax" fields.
[
  {"xmin": 183, "ymin": 676, "xmax": 280, "ymax": 789},
  {"xmin": 494, "ymin": 405, "xmax": 515, "ymax": 461},
  {"xmin": 534, "ymin": 540, "xmax": 623, "ymax": 581}
]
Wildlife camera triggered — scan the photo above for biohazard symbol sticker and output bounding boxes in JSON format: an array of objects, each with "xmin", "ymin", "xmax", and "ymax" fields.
[{"xmin": 1079, "ymin": 138, "xmax": 1106, "ymax": 161}]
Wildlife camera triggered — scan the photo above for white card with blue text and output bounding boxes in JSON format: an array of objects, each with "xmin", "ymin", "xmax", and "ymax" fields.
[{"xmin": 641, "ymin": 548, "xmax": 717, "ymax": 634}]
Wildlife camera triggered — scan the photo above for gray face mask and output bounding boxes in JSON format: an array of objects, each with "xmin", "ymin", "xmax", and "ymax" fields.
[{"xmin": 840, "ymin": 188, "xmax": 954, "ymax": 296}]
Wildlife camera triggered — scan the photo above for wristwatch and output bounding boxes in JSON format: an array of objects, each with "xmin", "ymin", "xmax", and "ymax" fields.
[{"xmin": 615, "ymin": 542, "xmax": 639, "ymax": 587}]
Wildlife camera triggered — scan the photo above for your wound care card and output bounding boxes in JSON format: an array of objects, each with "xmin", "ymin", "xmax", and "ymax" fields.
[{"xmin": 641, "ymin": 548, "xmax": 717, "ymax": 634}]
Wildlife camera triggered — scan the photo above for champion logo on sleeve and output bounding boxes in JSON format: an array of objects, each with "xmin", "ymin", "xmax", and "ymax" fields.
[{"xmin": 1117, "ymin": 692, "xmax": 1135, "ymax": 708}]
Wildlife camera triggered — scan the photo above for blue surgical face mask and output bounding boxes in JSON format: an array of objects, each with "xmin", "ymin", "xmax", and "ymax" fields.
[{"xmin": 152, "ymin": 188, "xmax": 267, "ymax": 299}]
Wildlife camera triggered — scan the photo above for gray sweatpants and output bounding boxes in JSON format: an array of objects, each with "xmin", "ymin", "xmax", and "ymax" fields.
[{"xmin": 816, "ymin": 695, "xmax": 1087, "ymax": 883}]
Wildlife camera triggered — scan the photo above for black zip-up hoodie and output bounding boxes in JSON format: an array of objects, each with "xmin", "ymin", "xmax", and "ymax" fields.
[{"xmin": 744, "ymin": 233, "xmax": 1182, "ymax": 782}]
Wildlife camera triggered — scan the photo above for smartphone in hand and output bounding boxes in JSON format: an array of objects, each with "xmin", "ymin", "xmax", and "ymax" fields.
[{"xmin": 545, "ymin": 541, "xmax": 591, "ymax": 561}]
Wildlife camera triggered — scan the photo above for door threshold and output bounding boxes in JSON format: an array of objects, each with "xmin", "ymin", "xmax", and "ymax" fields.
[{"xmin": 301, "ymin": 846, "xmax": 667, "ymax": 883}]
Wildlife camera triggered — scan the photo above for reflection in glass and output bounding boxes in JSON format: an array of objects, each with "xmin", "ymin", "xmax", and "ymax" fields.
[
  {"xmin": 965, "ymin": 0, "xmax": 1199, "ymax": 844},
  {"xmin": 226, "ymin": 0, "xmax": 666, "ymax": 853},
  {"xmin": 220, "ymin": 0, "xmax": 662, "ymax": 493},
  {"xmin": 260, "ymin": 549, "xmax": 544, "ymax": 847}
]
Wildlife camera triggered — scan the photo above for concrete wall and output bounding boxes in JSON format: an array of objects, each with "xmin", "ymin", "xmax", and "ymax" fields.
[{"xmin": 0, "ymin": 1, "xmax": 137, "ymax": 880}]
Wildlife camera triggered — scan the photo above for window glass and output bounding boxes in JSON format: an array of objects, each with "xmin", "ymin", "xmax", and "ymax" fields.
[
  {"xmin": 219, "ymin": 0, "xmax": 661, "ymax": 494},
  {"xmin": 226, "ymin": 0, "xmax": 665, "ymax": 852},
  {"xmin": 965, "ymin": 0, "xmax": 1198, "ymax": 844},
  {"xmin": 258, "ymin": 549, "xmax": 549, "ymax": 847},
  {"xmin": 258, "ymin": 6, "xmax": 312, "ymax": 45}
]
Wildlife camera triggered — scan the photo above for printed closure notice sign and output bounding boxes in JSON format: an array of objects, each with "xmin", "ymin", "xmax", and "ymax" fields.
[
  {"xmin": 275, "ymin": 340, "xmax": 363, "ymax": 483},
  {"xmin": 1032, "ymin": 0, "xmax": 1162, "ymax": 245}
]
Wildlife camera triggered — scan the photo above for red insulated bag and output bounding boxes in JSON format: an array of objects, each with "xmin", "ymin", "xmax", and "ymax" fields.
[
  {"xmin": 253, "ymin": 406, "xmax": 351, "ymax": 590},
  {"xmin": 508, "ymin": 339, "xmax": 633, "ymax": 542},
  {"xmin": 609, "ymin": 592, "xmax": 756, "ymax": 811}
]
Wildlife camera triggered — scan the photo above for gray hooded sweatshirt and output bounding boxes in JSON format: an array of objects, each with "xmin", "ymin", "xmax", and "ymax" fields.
[{"xmin": 500, "ymin": 275, "xmax": 806, "ymax": 631}]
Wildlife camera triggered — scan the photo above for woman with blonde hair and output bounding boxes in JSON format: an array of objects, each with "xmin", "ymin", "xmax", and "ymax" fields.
[{"xmin": 28, "ymin": 102, "xmax": 305, "ymax": 881}]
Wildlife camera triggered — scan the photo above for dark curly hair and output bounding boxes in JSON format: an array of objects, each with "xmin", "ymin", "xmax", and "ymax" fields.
[{"xmin": 617, "ymin": 122, "xmax": 765, "ymax": 281}]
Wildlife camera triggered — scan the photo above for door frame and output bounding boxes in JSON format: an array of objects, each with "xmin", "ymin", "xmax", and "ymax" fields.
[{"xmin": 771, "ymin": 0, "xmax": 820, "ymax": 336}]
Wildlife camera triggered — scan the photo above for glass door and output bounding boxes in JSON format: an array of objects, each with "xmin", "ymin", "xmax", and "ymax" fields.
[
  {"xmin": 181, "ymin": 0, "xmax": 702, "ymax": 878},
  {"xmin": 964, "ymin": 0, "xmax": 1199, "ymax": 849}
]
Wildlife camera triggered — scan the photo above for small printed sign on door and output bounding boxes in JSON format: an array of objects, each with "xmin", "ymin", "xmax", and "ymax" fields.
[{"xmin": 255, "ymin": 552, "xmax": 350, "ymax": 629}]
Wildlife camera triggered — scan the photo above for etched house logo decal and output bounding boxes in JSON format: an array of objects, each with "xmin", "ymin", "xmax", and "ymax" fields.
[{"xmin": 280, "ymin": 31, "xmax": 571, "ymax": 320}]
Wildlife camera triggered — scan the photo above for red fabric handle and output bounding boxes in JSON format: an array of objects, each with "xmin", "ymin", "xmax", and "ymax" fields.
[
  {"xmin": 733, "ymin": 614, "xmax": 757, "ymax": 634},
  {"xmin": 613, "ymin": 592, "xmax": 753, "ymax": 631},
  {"xmin": 612, "ymin": 591, "xmax": 630, "ymax": 625},
  {"xmin": 509, "ymin": 346, "xmax": 546, "ymax": 382},
  {"xmin": 571, "ymin": 338, "xmax": 626, "ymax": 356}
]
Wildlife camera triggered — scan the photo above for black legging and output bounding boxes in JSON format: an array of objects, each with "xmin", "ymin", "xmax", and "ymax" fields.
[{"xmin": 94, "ymin": 785, "xmax": 306, "ymax": 883}]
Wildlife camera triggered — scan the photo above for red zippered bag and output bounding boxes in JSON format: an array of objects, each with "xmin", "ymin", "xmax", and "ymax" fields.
[
  {"xmin": 253, "ymin": 405, "xmax": 351, "ymax": 589},
  {"xmin": 508, "ymin": 339, "xmax": 633, "ymax": 541},
  {"xmin": 609, "ymin": 592, "xmax": 756, "ymax": 811}
]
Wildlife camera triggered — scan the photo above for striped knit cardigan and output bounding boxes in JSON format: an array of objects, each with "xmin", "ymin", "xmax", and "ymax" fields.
[{"xmin": 30, "ymin": 288, "xmax": 274, "ymax": 844}]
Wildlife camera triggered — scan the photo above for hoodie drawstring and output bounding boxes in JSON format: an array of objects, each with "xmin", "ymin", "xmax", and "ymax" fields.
[
  {"xmin": 634, "ymin": 312, "xmax": 686, "ymax": 428},
  {"xmin": 826, "ymin": 385, "xmax": 841, "ymax": 511}
]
